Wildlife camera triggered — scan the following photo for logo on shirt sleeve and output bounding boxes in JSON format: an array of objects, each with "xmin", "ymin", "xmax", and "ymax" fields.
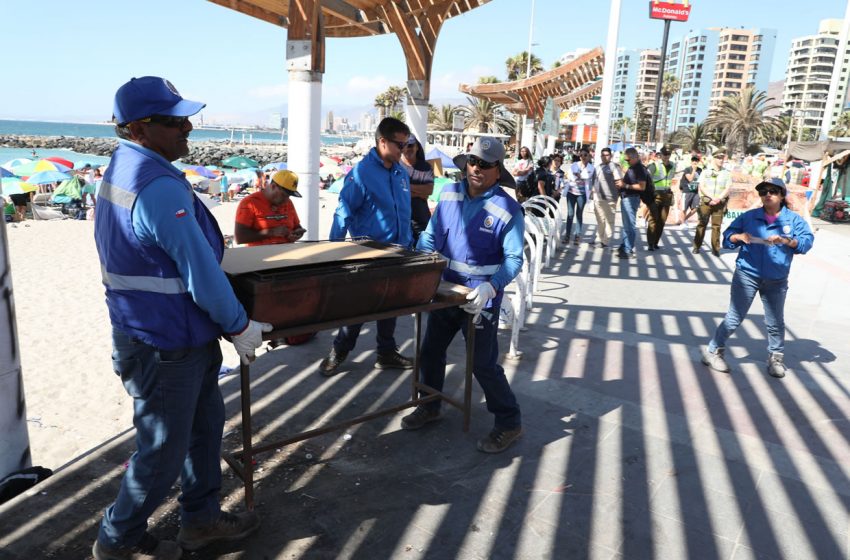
[{"xmin": 175, "ymin": 209, "xmax": 187, "ymax": 218}]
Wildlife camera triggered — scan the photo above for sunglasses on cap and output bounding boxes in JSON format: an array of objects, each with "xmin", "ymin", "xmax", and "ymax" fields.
[
  {"xmin": 466, "ymin": 155, "xmax": 499, "ymax": 170},
  {"xmin": 757, "ymin": 188, "xmax": 782, "ymax": 196},
  {"xmin": 139, "ymin": 115, "xmax": 191, "ymax": 128}
]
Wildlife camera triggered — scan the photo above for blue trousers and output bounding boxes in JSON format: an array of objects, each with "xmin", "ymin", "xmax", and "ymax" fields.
[
  {"xmin": 333, "ymin": 318, "xmax": 398, "ymax": 354},
  {"xmin": 565, "ymin": 192, "xmax": 587, "ymax": 238},
  {"xmin": 98, "ymin": 329, "xmax": 224, "ymax": 548},
  {"xmin": 708, "ymin": 268, "xmax": 789, "ymax": 355},
  {"xmin": 419, "ymin": 306, "xmax": 521, "ymax": 430},
  {"xmin": 619, "ymin": 195, "xmax": 641, "ymax": 253}
]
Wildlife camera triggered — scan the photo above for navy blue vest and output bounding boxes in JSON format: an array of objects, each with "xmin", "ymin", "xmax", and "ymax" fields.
[
  {"xmin": 431, "ymin": 182, "xmax": 517, "ymax": 309},
  {"xmin": 94, "ymin": 143, "xmax": 225, "ymax": 350}
]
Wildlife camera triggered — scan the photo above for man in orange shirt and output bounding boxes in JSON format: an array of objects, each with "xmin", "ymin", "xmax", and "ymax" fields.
[{"xmin": 234, "ymin": 170, "xmax": 305, "ymax": 246}]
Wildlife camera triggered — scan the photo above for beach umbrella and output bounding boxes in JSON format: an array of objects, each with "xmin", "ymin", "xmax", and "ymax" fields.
[
  {"xmin": 1, "ymin": 158, "xmax": 32, "ymax": 171},
  {"xmin": 74, "ymin": 160, "xmax": 100, "ymax": 170},
  {"xmin": 0, "ymin": 168, "xmax": 14, "ymax": 178},
  {"xmin": 1, "ymin": 178, "xmax": 38, "ymax": 195},
  {"xmin": 11, "ymin": 159, "xmax": 72, "ymax": 176},
  {"xmin": 23, "ymin": 170, "xmax": 71, "ymax": 184},
  {"xmin": 45, "ymin": 156, "xmax": 74, "ymax": 169},
  {"xmin": 220, "ymin": 155, "xmax": 259, "ymax": 169},
  {"xmin": 262, "ymin": 162, "xmax": 287, "ymax": 172},
  {"xmin": 182, "ymin": 165, "xmax": 217, "ymax": 179}
]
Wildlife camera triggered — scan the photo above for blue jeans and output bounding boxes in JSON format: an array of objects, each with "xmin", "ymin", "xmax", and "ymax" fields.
[
  {"xmin": 98, "ymin": 329, "xmax": 224, "ymax": 548},
  {"xmin": 619, "ymin": 195, "xmax": 641, "ymax": 253},
  {"xmin": 419, "ymin": 306, "xmax": 521, "ymax": 430},
  {"xmin": 333, "ymin": 318, "xmax": 398, "ymax": 354},
  {"xmin": 565, "ymin": 192, "xmax": 587, "ymax": 238},
  {"xmin": 708, "ymin": 268, "xmax": 789, "ymax": 355}
]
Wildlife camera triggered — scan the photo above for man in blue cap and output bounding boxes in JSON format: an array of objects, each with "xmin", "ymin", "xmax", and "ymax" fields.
[{"xmin": 92, "ymin": 76, "xmax": 270, "ymax": 560}]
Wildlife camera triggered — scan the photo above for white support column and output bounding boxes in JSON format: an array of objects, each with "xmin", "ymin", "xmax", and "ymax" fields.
[
  {"xmin": 287, "ymin": 40, "xmax": 323, "ymax": 241},
  {"xmin": 546, "ymin": 135, "xmax": 557, "ymax": 154},
  {"xmin": 406, "ymin": 79, "xmax": 428, "ymax": 147},
  {"xmin": 0, "ymin": 218, "xmax": 31, "ymax": 481},
  {"xmin": 595, "ymin": 0, "xmax": 623, "ymax": 158},
  {"xmin": 521, "ymin": 117, "xmax": 536, "ymax": 155}
]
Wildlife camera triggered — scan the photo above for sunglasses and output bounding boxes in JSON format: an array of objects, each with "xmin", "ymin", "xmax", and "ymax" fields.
[
  {"xmin": 140, "ymin": 115, "xmax": 190, "ymax": 128},
  {"xmin": 466, "ymin": 155, "xmax": 498, "ymax": 170},
  {"xmin": 757, "ymin": 188, "xmax": 781, "ymax": 196},
  {"xmin": 382, "ymin": 138, "xmax": 406, "ymax": 150}
]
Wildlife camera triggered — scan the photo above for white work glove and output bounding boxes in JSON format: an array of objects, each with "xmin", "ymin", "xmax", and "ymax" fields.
[
  {"xmin": 461, "ymin": 282, "xmax": 497, "ymax": 317},
  {"xmin": 231, "ymin": 320, "xmax": 274, "ymax": 365}
]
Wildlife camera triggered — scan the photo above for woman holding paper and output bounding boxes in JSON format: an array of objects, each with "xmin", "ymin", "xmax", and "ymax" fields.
[{"xmin": 700, "ymin": 178, "xmax": 814, "ymax": 378}]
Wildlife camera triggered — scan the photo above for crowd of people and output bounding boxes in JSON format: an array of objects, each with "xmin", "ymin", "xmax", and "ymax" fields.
[{"xmin": 86, "ymin": 74, "xmax": 814, "ymax": 560}]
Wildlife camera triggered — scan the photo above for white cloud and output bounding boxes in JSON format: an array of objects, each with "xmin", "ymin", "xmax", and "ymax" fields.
[
  {"xmin": 431, "ymin": 65, "xmax": 498, "ymax": 98},
  {"xmin": 247, "ymin": 83, "xmax": 289, "ymax": 98}
]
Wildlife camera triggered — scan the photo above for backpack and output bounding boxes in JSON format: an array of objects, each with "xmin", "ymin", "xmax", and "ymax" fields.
[
  {"xmin": 640, "ymin": 164, "xmax": 656, "ymax": 205},
  {"xmin": 517, "ymin": 169, "xmax": 536, "ymax": 198}
]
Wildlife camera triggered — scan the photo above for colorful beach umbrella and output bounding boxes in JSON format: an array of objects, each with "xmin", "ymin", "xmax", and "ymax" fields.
[
  {"xmin": 0, "ymin": 168, "xmax": 14, "ymax": 178},
  {"xmin": 1, "ymin": 178, "xmax": 38, "ymax": 195},
  {"xmin": 23, "ymin": 170, "xmax": 71, "ymax": 184},
  {"xmin": 45, "ymin": 156, "xmax": 74, "ymax": 169},
  {"xmin": 74, "ymin": 161, "xmax": 100, "ymax": 170},
  {"xmin": 221, "ymin": 155, "xmax": 259, "ymax": 169},
  {"xmin": 262, "ymin": 162, "xmax": 287, "ymax": 172},
  {"xmin": 11, "ymin": 159, "xmax": 72, "ymax": 176},
  {"xmin": 1, "ymin": 158, "xmax": 32, "ymax": 171},
  {"xmin": 182, "ymin": 165, "xmax": 217, "ymax": 179}
]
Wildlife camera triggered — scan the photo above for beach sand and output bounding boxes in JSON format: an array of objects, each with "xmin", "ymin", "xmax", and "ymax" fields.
[{"xmin": 6, "ymin": 190, "xmax": 340, "ymax": 470}]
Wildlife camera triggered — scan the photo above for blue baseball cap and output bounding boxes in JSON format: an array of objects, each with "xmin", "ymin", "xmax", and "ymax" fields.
[
  {"xmin": 113, "ymin": 76, "xmax": 205, "ymax": 126},
  {"xmin": 755, "ymin": 177, "xmax": 786, "ymax": 196}
]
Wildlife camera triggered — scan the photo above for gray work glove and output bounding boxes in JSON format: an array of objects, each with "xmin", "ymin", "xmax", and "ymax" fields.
[{"xmin": 232, "ymin": 320, "xmax": 274, "ymax": 364}]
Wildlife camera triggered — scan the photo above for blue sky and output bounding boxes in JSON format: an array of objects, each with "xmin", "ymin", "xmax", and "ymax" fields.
[{"xmin": 0, "ymin": 0, "xmax": 844, "ymax": 124}]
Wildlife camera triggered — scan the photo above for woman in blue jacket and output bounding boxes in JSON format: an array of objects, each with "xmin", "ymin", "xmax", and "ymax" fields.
[{"xmin": 701, "ymin": 178, "xmax": 814, "ymax": 378}]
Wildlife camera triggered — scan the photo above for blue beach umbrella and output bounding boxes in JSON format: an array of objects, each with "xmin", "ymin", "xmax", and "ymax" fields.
[
  {"xmin": 182, "ymin": 165, "xmax": 218, "ymax": 179},
  {"xmin": 0, "ymin": 168, "xmax": 14, "ymax": 178},
  {"xmin": 262, "ymin": 162, "xmax": 287, "ymax": 172},
  {"xmin": 23, "ymin": 170, "xmax": 71, "ymax": 184},
  {"xmin": 1, "ymin": 178, "xmax": 38, "ymax": 195}
]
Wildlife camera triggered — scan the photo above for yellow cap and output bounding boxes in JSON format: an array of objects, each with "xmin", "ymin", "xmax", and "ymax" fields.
[{"xmin": 270, "ymin": 170, "xmax": 301, "ymax": 197}]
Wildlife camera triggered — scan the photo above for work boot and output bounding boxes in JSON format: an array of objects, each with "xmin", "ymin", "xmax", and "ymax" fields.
[
  {"xmin": 177, "ymin": 511, "xmax": 260, "ymax": 552},
  {"xmin": 375, "ymin": 350, "xmax": 413, "ymax": 370},
  {"xmin": 92, "ymin": 533, "xmax": 181, "ymax": 560},
  {"xmin": 477, "ymin": 426, "xmax": 523, "ymax": 453},
  {"xmin": 319, "ymin": 348, "xmax": 348, "ymax": 377},
  {"xmin": 401, "ymin": 405, "xmax": 442, "ymax": 430},
  {"xmin": 767, "ymin": 352, "xmax": 788, "ymax": 378},
  {"xmin": 692, "ymin": 247, "xmax": 700, "ymax": 254},
  {"xmin": 711, "ymin": 248, "xmax": 721, "ymax": 257},
  {"xmin": 701, "ymin": 347, "xmax": 730, "ymax": 373}
]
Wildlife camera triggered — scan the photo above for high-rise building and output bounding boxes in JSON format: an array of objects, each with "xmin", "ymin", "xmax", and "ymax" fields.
[
  {"xmin": 782, "ymin": 19, "xmax": 850, "ymax": 137},
  {"xmin": 611, "ymin": 49, "xmax": 641, "ymax": 122},
  {"xmin": 666, "ymin": 30, "xmax": 718, "ymax": 130},
  {"xmin": 635, "ymin": 50, "xmax": 661, "ymax": 113},
  {"xmin": 326, "ymin": 110, "xmax": 335, "ymax": 132},
  {"xmin": 710, "ymin": 28, "xmax": 776, "ymax": 107},
  {"xmin": 360, "ymin": 112, "xmax": 376, "ymax": 133}
]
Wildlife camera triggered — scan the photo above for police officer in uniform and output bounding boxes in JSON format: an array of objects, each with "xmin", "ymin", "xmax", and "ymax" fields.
[
  {"xmin": 401, "ymin": 137, "xmax": 524, "ymax": 454},
  {"xmin": 646, "ymin": 147, "xmax": 676, "ymax": 250},
  {"xmin": 93, "ymin": 77, "xmax": 268, "ymax": 560},
  {"xmin": 694, "ymin": 151, "xmax": 732, "ymax": 256}
]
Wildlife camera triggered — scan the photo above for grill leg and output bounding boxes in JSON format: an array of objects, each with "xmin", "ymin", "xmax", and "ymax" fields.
[
  {"xmin": 464, "ymin": 313, "xmax": 474, "ymax": 432},
  {"xmin": 240, "ymin": 362, "xmax": 254, "ymax": 510}
]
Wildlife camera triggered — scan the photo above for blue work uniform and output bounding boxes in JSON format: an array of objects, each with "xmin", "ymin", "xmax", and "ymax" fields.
[
  {"xmin": 328, "ymin": 147, "xmax": 413, "ymax": 354},
  {"xmin": 93, "ymin": 140, "xmax": 246, "ymax": 549},
  {"xmin": 415, "ymin": 179, "xmax": 524, "ymax": 430}
]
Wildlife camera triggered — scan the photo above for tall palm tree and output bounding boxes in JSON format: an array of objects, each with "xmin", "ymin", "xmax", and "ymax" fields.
[
  {"xmin": 505, "ymin": 51, "xmax": 544, "ymax": 81},
  {"xmin": 613, "ymin": 117, "xmax": 634, "ymax": 143},
  {"xmin": 830, "ymin": 111, "xmax": 850, "ymax": 137},
  {"xmin": 659, "ymin": 73, "xmax": 681, "ymax": 142},
  {"xmin": 457, "ymin": 96, "xmax": 514, "ymax": 134},
  {"xmin": 705, "ymin": 87, "xmax": 781, "ymax": 154},
  {"xmin": 383, "ymin": 86, "xmax": 408, "ymax": 113},
  {"xmin": 374, "ymin": 92, "xmax": 390, "ymax": 120},
  {"xmin": 428, "ymin": 104, "xmax": 458, "ymax": 131},
  {"xmin": 478, "ymin": 75, "xmax": 500, "ymax": 84},
  {"xmin": 671, "ymin": 122, "xmax": 710, "ymax": 153}
]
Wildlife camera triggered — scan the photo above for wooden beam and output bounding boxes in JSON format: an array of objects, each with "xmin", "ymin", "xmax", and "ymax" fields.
[
  {"xmin": 320, "ymin": 0, "xmax": 382, "ymax": 35},
  {"xmin": 288, "ymin": 0, "xmax": 325, "ymax": 73},
  {"xmin": 207, "ymin": 0, "xmax": 287, "ymax": 26}
]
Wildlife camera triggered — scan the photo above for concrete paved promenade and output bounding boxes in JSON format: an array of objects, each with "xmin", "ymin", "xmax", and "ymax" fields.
[{"xmin": 1, "ymin": 218, "xmax": 848, "ymax": 559}]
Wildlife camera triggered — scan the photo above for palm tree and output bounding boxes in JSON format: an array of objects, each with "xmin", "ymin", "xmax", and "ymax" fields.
[
  {"xmin": 478, "ymin": 75, "xmax": 500, "ymax": 84},
  {"xmin": 374, "ymin": 93, "xmax": 390, "ymax": 120},
  {"xmin": 705, "ymin": 87, "xmax": 781, "ymax": 155},
  {"xmin": 634, "ymin": 100, "xmax": 652, "ymax": 143},
  {"xmin": 659, "ymin": 73, "xmax": 681, "ymax": 142},
  {"xmin": 457, "ymin": 96, "xmax": 514, "ymax": 134},
  {"xmin": 613, "ymin": 117, "xmax": 634, "ymax": 143},
  {"xmin": 505, "ymin": 51, "xmax": 544, "ymax": 81},
  {"xmin": 671, "ymin": 122, "xmax": 710, "ymax": 153},
  {"xmin": 830, "ymin": 111, "xmax": 850, "ymax": 137},
  {"xmin": 428, "ymin": 104, "xmax": 457, "ymax": 130}
]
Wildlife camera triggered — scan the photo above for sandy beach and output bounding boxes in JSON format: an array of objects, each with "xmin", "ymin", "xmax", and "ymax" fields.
[{"xmin": 6, "ymin": 190, "xmax": 341, "ymax": 470}]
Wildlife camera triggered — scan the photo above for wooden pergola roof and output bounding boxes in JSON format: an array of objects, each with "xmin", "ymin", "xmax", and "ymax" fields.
[
  {"xmin": 207, "ymin": 0, "xmax": 490, "ymax": 38},
  {"xmin": 459, "ymin": 47, "xmax": 605, "ymax": 119}
]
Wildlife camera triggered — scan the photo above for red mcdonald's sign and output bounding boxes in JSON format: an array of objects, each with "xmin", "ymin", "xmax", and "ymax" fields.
[{"xmin": 649, "ymin": 0, "xmax": 692, "ymax": 22}]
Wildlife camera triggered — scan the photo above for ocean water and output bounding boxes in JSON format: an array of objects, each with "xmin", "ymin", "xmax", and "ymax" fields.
[{"xmin": 0, "ymin": 119, "xmax": 361, "ymax": 165}]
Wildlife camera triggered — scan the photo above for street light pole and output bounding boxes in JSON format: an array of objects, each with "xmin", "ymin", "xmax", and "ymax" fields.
[
  {"xmin": 649, "ymin": 19, "xmax": 671, "ymax": 145},
  {"xmin": 525, "ymin": 0, "xmax": 536, "ymax": 79}
]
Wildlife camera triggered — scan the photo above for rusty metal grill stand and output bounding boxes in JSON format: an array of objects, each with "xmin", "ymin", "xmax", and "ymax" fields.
[{"xmin": 224, "ymin": 282, "xmax": 473, "ymax": 509}]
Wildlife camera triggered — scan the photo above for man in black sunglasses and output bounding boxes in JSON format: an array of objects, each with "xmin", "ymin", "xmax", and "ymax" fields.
[
  {"xmin": 402, "ymin": 137, "xmax": 525, "ymax": 454},
  {"xmin": 93, "ymin": 77, "xmax": 266, "ymax": 559}
]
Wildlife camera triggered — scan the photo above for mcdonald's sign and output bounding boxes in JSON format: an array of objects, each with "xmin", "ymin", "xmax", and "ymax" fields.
[{"xmin": 649, "ymin": 0, "xmax": 691, "ymax": 22}]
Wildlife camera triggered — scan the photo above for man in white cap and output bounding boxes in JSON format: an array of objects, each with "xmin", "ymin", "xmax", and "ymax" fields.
[
  {"xmin": 402, "ymin": 136, "xmax": 525, "ymax": 453},
  {"xmin": 93, "ymin": 76, "xmax": 269, "ymax": 560}
]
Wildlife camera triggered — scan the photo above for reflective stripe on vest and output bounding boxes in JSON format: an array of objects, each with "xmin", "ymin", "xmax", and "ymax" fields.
[
  {"xmin": 98, "ymin": 181, "xmax": 137, "ymax": 209},
  {"xmin": 448, "ymin": 260, "xmax": 500, "ymax": 276},
  {"xmin": 101, "ymin": 265, "xmax": 187, "ymax": 294},
  {"xmin": 440, "ymin": 190, "xmax": 464, "ymax": 202}
]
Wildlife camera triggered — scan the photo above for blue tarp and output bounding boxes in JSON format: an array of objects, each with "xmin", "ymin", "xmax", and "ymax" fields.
[
  {"xmin": 607, "ymin": 142, "xmax": 634, "ymax": 151},
  {"xmin": 425, "ymin": 148, "xmax": 458, "ymax": 170},
  {"xmin": 327, "ymin": 177, "xmax": 345, "ymax": 194}
]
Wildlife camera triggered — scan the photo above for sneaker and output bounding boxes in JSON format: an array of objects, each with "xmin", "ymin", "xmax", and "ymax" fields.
[
  {"xmin": 701, "ymin": 347, "xmax": 730, "ymax": 373},
  {"xmin": 375, "ymin": 350, "xmax": 413, "ymax": 370},
  {"xmin": 692, "ymin": 247, "xmax": 700, "ymax": 254},
  {"xmin": 617, "ymin": 249, "xmax": 635, "ymax": 259},
  {"xmin": 573, "ymin": 235, "xmax": 581, "ymax": 246},
  {"xmin": 177, "ymin": 511, "xmax": 260, "ymax": 552},
  {"xmin": 401, "ymin": 405, "xmax": 442, "ymax": 430},
  {"xmin": 319, "ymin": 348, "xmax": 348, "ymax": 377},
  {"xmin": 92, "ymin": 534, "xmax": 182, "ymax": 560},
  {"xmin": 767, "ymin": 353, "xmax": 788, "ymax": 378},
  {"xmin": 711, "ymin": 248, "xmax": 720, "ymax": 257},
  {"xmin": 477, "ymin": 427, "xmax": 523, "ymax": 453}
]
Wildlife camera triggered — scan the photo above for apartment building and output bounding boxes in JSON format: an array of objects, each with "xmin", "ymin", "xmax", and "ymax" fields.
[
  {"xmin": 710, "ymin": 28, "xmax": 776, "ymax": 106},
  {"xmin": 635, "ymin": 50, "xmax": 661, "ymax": 111},
  {"xmin": 782, "ymin": 19, "xmax": 850, "ymax": 136},
  {"xmin": 611, "ymin": 49, "xmax": 641, "ymax": 121}
]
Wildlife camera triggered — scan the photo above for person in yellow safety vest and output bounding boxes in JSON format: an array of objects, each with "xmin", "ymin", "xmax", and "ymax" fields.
[
  {"xmin": 752, "ymin": 153, "xmax": 769, "ymax": 179},
  {"xmin": 646, "ymin": 148, "xmax": 676, "ymax": 251},
  {"xmin": 693, "ymin": 151, "xmax": 733, "ymax": 256}
]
